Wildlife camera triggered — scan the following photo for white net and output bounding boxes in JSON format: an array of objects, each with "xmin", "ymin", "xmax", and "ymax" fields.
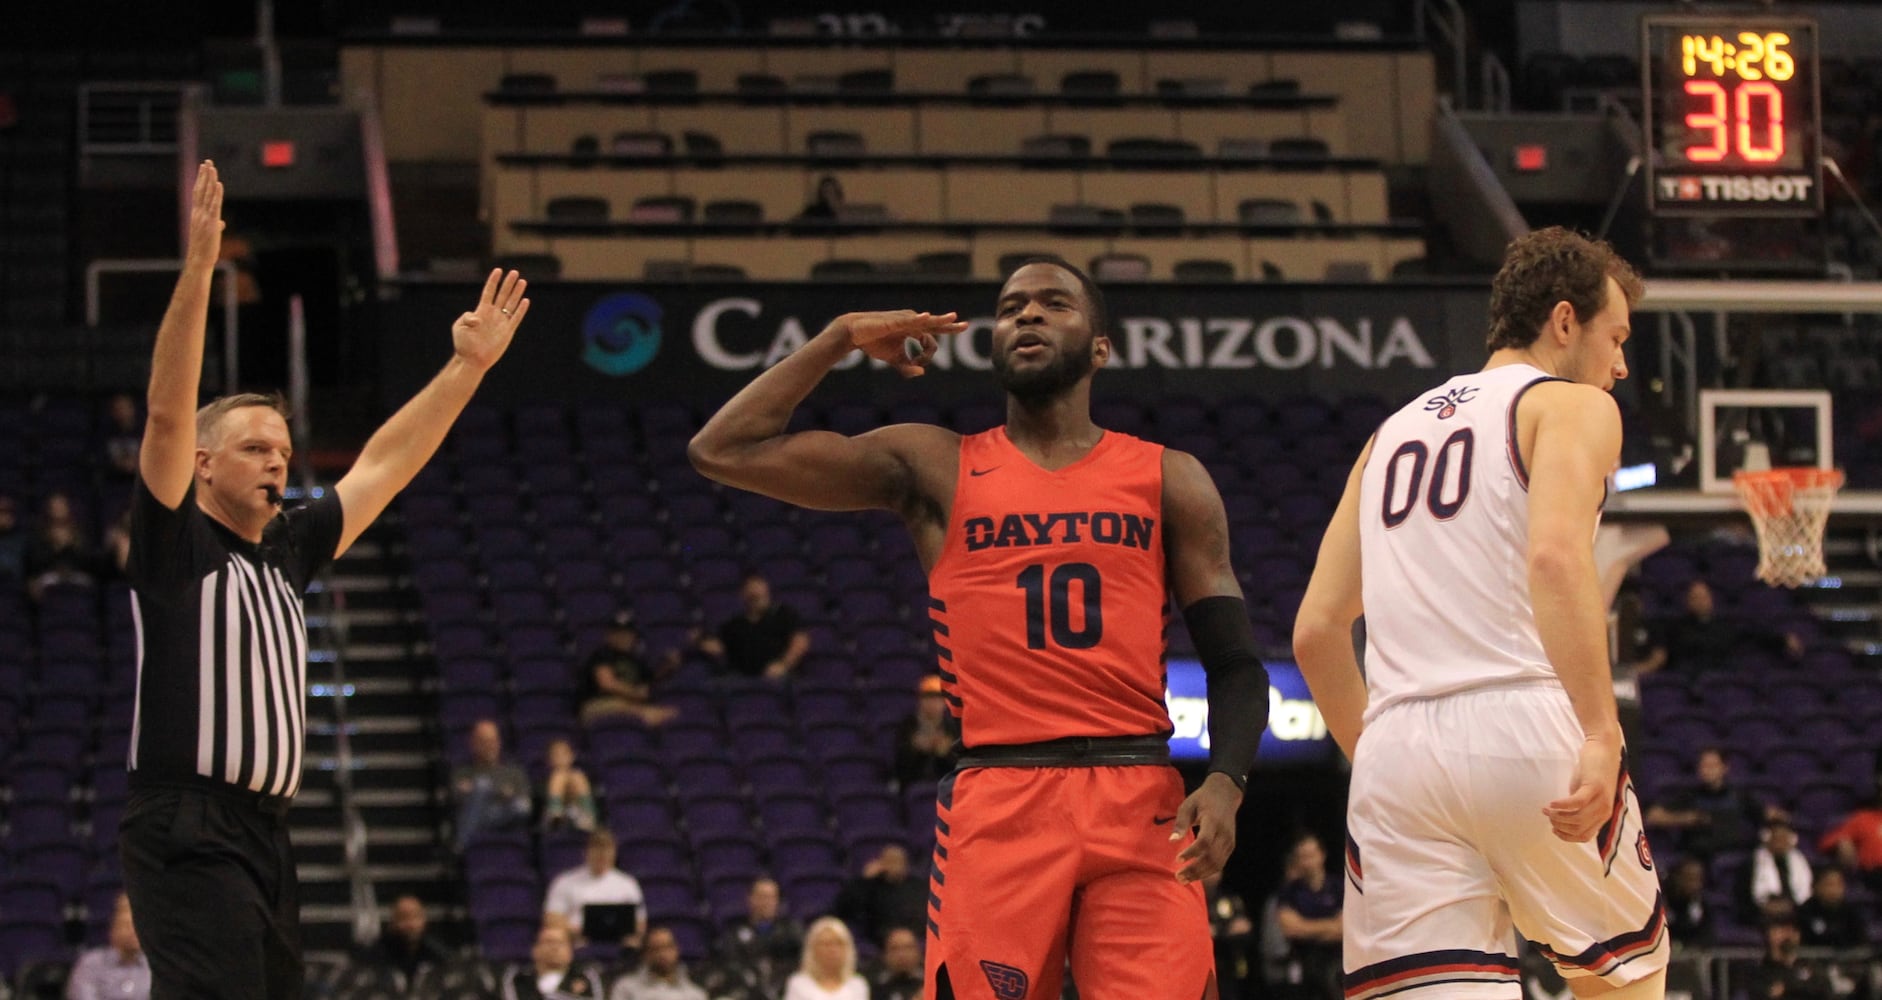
[{"xmin": 1732, "ymin": 468, "xmax": 1844, "ymax": 588}]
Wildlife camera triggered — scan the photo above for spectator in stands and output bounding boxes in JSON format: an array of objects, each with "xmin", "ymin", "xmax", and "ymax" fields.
[
  {"xmin": 1746, "ymin": 915, "xmax": 1832, "ymax": 1000},
  {"xmin": 1818, "ymin": 785, "xmax": 1882, "ymax": 888},
  {"xmin": 360, "ymin": 894, "xmax": 452, "ymax": 986},
  {"xmin": 502, "ymin": 923, "xmax": 603, "ymax": 1000},
  {"xmin": 868, "ymin": 927, "xmax": 922, "ymax": 1000},
  {"xmin": 66, "ymin": 894, "xmax": 149, "ymax": 1000},
  {"xmin": 833, "ymin": 844, "xmax": 926, "ymax": 947},
  {"xmin": 1635, "ymin": 579, "xmax": 1803, "ymax": 674},
  {"xmin": 452, "ymin": 719, "xmax": 533, "ymax": 850},
  {"xmin": 1202, "ymin": 870, "xmax": 1254, "ymax": 1000},
  {"xmin": 1271, "ymin": 833, "xmax": 1342, "ymax": 1000},
  {"xmin": 103, "ymin": 392, "xmax": 142, "ymax": 480},
  {"xmin": 1750, "ymin": 820, "xmax": 1815, "ymax": 917},
  {"xmin": 1663, "ymin": 857, "xmax": 1716, "ymax": 949},
  {"xmin": 541, "ymin": 738, "xmax": 598, "ymax": 833},
  {"xmin": 1646, "ymin": 747, "xmax": 1779, "ymax": 859},
  {"xmin": 696, "ymin": 573, "xmax": 809, "ymax": 680},
  {"xmin": 0, "ymin": 492, "xmax": 23, "ymax": 582},
  {"xmin": 579, "ymin": 610, "xmax": 680, "ymax": 726},
  {"xmin": 795, "ymin": 176, "xmax": 845, "ymax": 223},
  {"xmin": 712, "ymin": 876, "xmax": 802, "ymax": 1000},
  {"xmin": 784, "ymin": 917, "xmax": 869, "ymax": 1000},
  {"xmin": 104, "ymin": 508, "xmax": 132, "ymax": 577},
  {"xmin": 544, "ymin": 829, "xmax": 647, "ymax": 949},
  {"xmin": 25, "ymin": 491, "xmax": 99, "ymax": 599},
  {"xmin": 891, "ymin": 676, "xmax": 955, "ymax": 789},
  {"xmin": 1797, "ymin": 868, "xmax": 1869, "ymax": 949},
  {"xmin": 609, "ymin": 926, "xmax": 705, "ymax": 1000}
]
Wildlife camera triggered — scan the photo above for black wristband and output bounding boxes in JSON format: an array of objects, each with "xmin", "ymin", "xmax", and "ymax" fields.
[
  {"xmin": 1182, "ymin": 595, "xmax": 1270, "ymax": 783},
  {"xmin": 1208, "ymin": 767, "xmax": 1249, "ymax": 792}
]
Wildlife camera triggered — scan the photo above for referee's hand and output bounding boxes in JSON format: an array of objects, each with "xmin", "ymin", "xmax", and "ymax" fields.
[{"xmin": 1173, "ymin": 771, "xmax": 1242, "ymax": 884}]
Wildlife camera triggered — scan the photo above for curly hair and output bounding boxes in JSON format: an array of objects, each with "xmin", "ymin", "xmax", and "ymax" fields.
[{"xmin": 1485, "ymin": 227, "xmax": 1643, "ymax": 352}]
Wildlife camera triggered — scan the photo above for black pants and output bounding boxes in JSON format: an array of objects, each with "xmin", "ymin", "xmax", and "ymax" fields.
[{"xmin": 120, "ymin": 782, "xmax": 303, "ymax": 1000}]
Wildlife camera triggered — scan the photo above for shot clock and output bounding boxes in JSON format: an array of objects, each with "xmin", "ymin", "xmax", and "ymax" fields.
[{"xmin": 1641, "ymin": 15, "xmax": 1822, "ymax": 216}]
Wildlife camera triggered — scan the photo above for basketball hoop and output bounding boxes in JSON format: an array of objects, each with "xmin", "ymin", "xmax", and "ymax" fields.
[{"xmin": 1731, "ymin": 467, "xmax": 1844, "ymax": 588}]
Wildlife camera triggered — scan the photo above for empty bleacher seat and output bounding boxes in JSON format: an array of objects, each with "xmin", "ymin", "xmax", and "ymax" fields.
[
  {"xmin": 1174, "ymin": 258, "xmax": 1237, "ymax": 281},
  {"xmin": 610, "ymin": 131, "xmax": 673, "ymax": 157},
  {"xmin": 1061, "ymin": 70, "xmax": 1122, "ymax": 98},
  {"xmin": 497, "ymin": 73, "xmax": 555, "ymax": 95},
  {"xmin": 545, "ymin": 196, "xmax": 608, "ymax": 223},
  {"xmin": 837, "ymin": 69, "xmax": 894, "ymax": 94},
  {"xmin": 1019, "ymin": 133, "xmax": 1092, "ymax": 160},
  {"xmin": 1238, "ymin": 198, "xmax": 1302, "ymax": 226},
  {"xmin": 627, "ymin": 196, "xmax": 697, "ymax": 224},
  {"xmin": 967, "ymin": 74, "xmax": 1035, "ymax": 98},
  {"xmin": 1128, "ymin": 202, "xmax": 1185, "ymax": 234},
  {"xmin": 644, "ymin": 69, "xmax": 699, "ymax": 95},
  {"xmin": 1090, "ymin": 253, "xmax": 1151, "ymax": 281},
  {"xmin": 806, "ymin": 130, "xmax": 866, "ymax": 159}
]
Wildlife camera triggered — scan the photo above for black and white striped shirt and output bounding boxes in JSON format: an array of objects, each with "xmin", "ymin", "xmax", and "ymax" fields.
[{"xmin": 127, "ymin": 479, "xmax": 344, "ymax": 799}]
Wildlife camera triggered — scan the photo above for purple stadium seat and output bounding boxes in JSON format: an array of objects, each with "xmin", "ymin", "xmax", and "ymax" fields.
[
  {"xmin": 534, "ymin": 828, "xmax": 587, "ymax": 874},
  {"xmin": 586, "ymin": 721, "xmax": 657, "ymax": 764},
  {"xmin": 771, "ymin": 836, "xmax": 843, "ymax": 881},
  {"xmin": 672, "ymin": 760, "xmax": 741, "ymax": 794},
  {"xmin": 693, "ymin": 837, "xmax": 765, "ymax": 880},
  {"xmin": 758, "ymin": 796, "xmax": 828, "ymax": 837},
  {"xmin": 600, "ymin": 760, "xmax": 669, "ymax": 799},
  {"xmin": 477, "ymin": 916, "xmax": 538, "ymax": 964},
  {"xmin": 0, "ymin": 921, "xmax": 66, "ymax": 978},
  {"xmin": 795, "ymin": 693, "xmax": 857, "ymax": 727},
  {"xmin": 685, "ymin": 797, "xmax": 753, "ymax": 835},
  {"xmin": 782, "ymin": 876, "xmax": 843, "ymax": 921},
  {"xmin": 5, "ymin": 802, "xmax": 71, "ymax": 849},
  {"xmin": 657, "ymin": 727, "xmax": 727, "ymax": 765},
  {"xmin": 467, "ymin": 874, "xmax": 541, "ymax": 921},
  {"xmin": 640, "ymin": 876, "xmax": 704, "ymax": 920},
  {"xmin": 15, "ymin": 843, "xmax": 84, "ymax": 895},
  {"xmin": 464, "ymin": 834, "xmax": 532, "ymax": 879},
  {"xmin": 803, "ymin": 723, "xmax": 870, "ymax": 758},
  {"xmin": 7, "ymin": 760, "xmax": 73, "ymax": 804},
  {"xmin": 747, "ymin": 759, "xmax": 816, "ymax": 793}
]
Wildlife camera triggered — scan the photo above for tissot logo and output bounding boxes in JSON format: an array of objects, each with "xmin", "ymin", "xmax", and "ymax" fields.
[
  {"xmin": 690, "ymin": 298, "xmax": 1437, "ymax": 373},
  {"xmin": 1658, "ymin": 173, "xmax": 1815, "ymax": 202}
]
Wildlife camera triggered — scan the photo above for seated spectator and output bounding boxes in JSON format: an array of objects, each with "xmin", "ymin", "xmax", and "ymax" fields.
[
  {"xmin": 1271, "ymin": 833, "xmax": 1342, "ymax": 1000},
  {"xmin": 502, "ymin": 923, "xmax": 603, "ymax": 1000},
  {"xmin": 712, "ymin": 876, "xmax": 803, "ymax": 1000},
  {"xmin": 1749, "ymin": 820, "xmax": 1814, "ymax": 918},
  {"xmin": 784, "ymin": 917, "xmax": 869, "ymax": 1000},
  {"xmin": 833, "ymin": 845, "xmax": 926, "ymax": 948},
  {"xmin": 1818, "ymin": 785, "xmax": 1882, "ymax": 888},
  {"xmin": 1645, "ymin": 747, "xmax": 1779, "ymax": 859},
  {"xmin": 104, "ymin": 509, "xmax": 131, "ymax": 578},
  {"xmin": 696, "ymin": 573, "xmax": 809, "ymax": 680},
  {"xmin": 795, "ymin": 176, "xmax": 845, "ymax": 223},
  {"xmin": 1663, "ymin": 857, "xmax": 1715, "ymax": 949},
  {"xmin": 544, "ymin": 829, "xmax": 646, "ymax": 949},
  {"xmin": 1203, "ymin": 870, "xmax": 1254, "ymax": 1000},
  {"xmin": 26, "ymin": 491, "xmax": 99, "ymax": 599},
  {"xmin": 892, "ymin": 676, "xmax": 956, "ymax": 790},
  {"xmin": 360, "ymin": 894, "xmax": 452, "ymax": 987},
  {"xmin": 867, "ymin": 927, "xmax": 922, "ymax": 1000},
  {"xmin": 579, "ymin": 610, "xmax": 680, "ymax": 726},
  {"xmin": 609, "ymin": 926, "xmax": 706, "ymax": 1000},
  {"xmin": 542, "ymin": 738, "xmax": 599, "ymax": 833},
  {"xmin": 1797, "ymin": 868, "xmax": 1869, "ymax": 949},
  {"xmin": 1745, "ymin": 915, "xmax": 1832, "ymax": 1000},
  {"xmin": 66, "ymin": 894, "xmax": 149, "ymax": 1000},
  {"xmin": 452, "ymin": 719, "xmax": 533, "ymax": 850},
  {"xmin": 0, "ymin": 492, "xmax": 24, "ymax": 582},
  {"xmin": 1636, "ymin": 579, "xmax": 1803, "ymax": 674},
  {"xmin": 102, "ymin": 392, "xmax": 141, "ymax": 480}
]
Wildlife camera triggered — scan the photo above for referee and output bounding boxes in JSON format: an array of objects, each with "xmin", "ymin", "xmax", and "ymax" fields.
[{"xmin": 121, "ymin": 161, "xmax": 532, "ymax": 998}]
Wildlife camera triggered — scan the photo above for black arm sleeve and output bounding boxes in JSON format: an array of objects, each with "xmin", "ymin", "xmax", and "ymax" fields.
[{"xmin": 1183, "ymin": 595, "xmax": 1270, "ymax": 790}]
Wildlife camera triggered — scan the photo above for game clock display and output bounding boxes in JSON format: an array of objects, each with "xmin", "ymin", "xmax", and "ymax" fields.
[{"xmin": 1642, "ymin": 15, "xmax": 1821, "ymax": 216}]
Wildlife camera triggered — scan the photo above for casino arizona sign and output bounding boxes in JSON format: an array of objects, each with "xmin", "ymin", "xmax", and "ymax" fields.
[{"xmin": 690, "ymin": 297, "xmax": 1438, "ymax": 373}]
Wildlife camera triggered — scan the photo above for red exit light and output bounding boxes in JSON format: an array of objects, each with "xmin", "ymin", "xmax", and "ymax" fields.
[
  {"xmin": 1512, "ymin": 144, "xmax": 1548, "ymax": 172},
  {"xmin": 260, "ymin": 140, "xmax": 296, "ymax": 168}
]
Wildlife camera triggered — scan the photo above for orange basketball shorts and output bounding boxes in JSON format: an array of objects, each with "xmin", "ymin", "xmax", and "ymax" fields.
[{"xmin": 923, "ymin": 764, "xmax": 1216, "ymax": 1000}]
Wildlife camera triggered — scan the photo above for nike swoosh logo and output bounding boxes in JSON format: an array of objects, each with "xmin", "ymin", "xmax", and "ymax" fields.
[
  {"xmin": 970, "ymin": 467, "xmax": 1001, "ymax": 476},
  {"xmin": 1153, "ymin": 815, "xmax": 1178, "ymax": 826}
]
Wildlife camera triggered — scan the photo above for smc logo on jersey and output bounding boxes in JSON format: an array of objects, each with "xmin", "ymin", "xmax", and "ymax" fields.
[{"xmin": 1424, "ymin": 385, "xmax": 1479, "ymax": 420}]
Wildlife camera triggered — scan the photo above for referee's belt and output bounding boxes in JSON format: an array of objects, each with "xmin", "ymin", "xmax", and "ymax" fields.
[
  {"xmin": 130, "ymin": 772, "xmax": 294, "ymax": 819},
  {"xmin": 956, "ymin": 734, "xmax": 1171, "ymax": 769}
]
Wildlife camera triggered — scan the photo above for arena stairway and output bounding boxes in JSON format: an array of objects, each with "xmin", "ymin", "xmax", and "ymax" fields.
[{"xmin": 291, "ymin": 515, "xmax": 457, "ymax": 958}]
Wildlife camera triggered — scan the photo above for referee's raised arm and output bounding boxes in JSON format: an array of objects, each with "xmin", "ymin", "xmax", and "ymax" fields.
[
  {"xmin": 332, "ymin": 266, "xmax": 530, "ymax": 559},
  {"xmin": 140, "ymin": 160, "xmax": 224, "ymax": 510}
]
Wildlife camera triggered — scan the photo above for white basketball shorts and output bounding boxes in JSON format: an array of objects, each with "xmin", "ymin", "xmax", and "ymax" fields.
[{"xmin": 1342, "ymin": 682, "xmax": 1669, "ymax": 999}]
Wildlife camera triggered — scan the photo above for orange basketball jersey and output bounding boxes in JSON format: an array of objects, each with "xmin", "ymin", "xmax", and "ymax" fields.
[{"xmin": 926, "ymin": 427, "xmax": 1172, "ymax": 748}]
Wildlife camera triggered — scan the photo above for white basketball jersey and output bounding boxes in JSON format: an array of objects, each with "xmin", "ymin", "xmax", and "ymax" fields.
[{"xmin": 1357, "ymin": 363, "xmax": 1570, "ymax": 722}]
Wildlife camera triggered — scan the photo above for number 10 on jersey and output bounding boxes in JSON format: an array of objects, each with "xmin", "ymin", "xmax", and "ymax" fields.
[{"xmin": 1017, "ymin": 563, "xmax": 1104, "ymax": 649}]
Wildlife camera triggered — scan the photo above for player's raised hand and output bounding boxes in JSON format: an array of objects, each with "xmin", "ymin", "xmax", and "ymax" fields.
[
  {"xmin": 185, "ymin": 160, "xmax": 225, "ymax": 272},
  {"xmin": 1543, "ymin": 735, "xmax": 1621, "ymax": 843},
  {"xmin": 840, "ymin": 310, "xmax": 970, "ymax": 378},
  {"xmin": 453, "ymin": 268, "xmax": 530, "ymax": 372},
  {"xmin": 1172, "ymin": 771, "xmax": 1243, "ymax": 884}
]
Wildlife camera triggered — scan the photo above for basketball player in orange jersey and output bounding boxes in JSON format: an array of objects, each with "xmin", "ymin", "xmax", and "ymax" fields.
[{"xmin": 689, "ymin": 256, "xmax": 1271, "ymax": 1000}]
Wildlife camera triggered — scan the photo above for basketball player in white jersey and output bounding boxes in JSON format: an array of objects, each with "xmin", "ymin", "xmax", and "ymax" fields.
[{"xmin": 1294, "ymin": 227, "xmax": 1668, "ymax": 999}]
